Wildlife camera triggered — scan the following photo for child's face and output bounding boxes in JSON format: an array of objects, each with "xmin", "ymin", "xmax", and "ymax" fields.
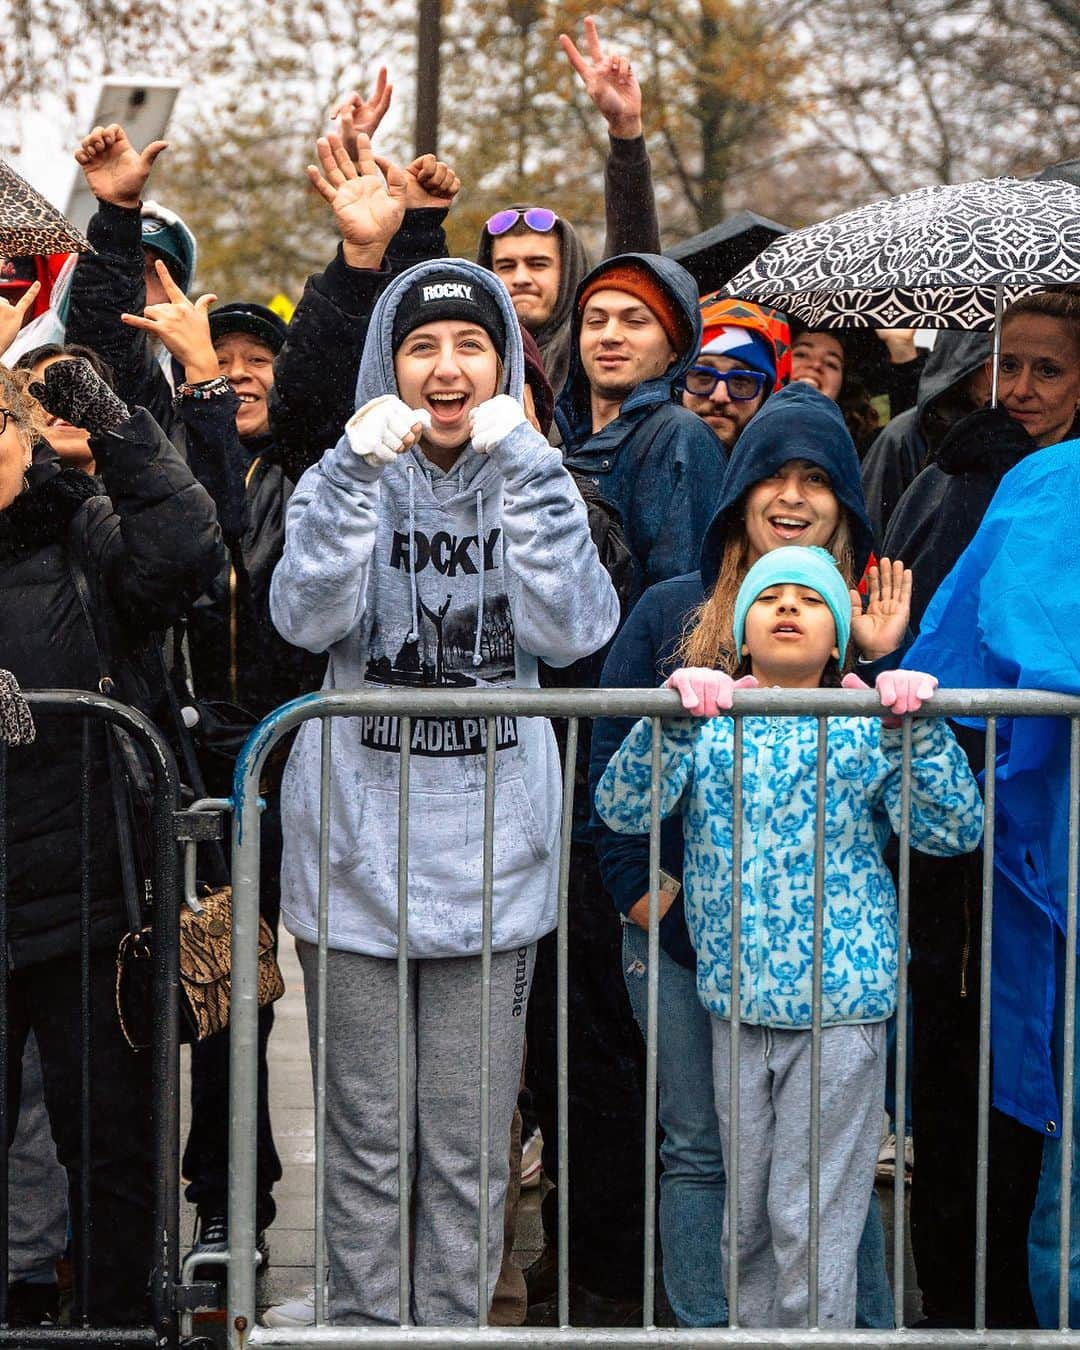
[{"xmin": 742, "ymin": 582, "xmax": 839, "ymax": 688}]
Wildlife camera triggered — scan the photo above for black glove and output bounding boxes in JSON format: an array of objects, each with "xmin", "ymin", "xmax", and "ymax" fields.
[
  {"xmin": 935, "ymin": 404, "xmax": 1037, "ymax": 478},
  {"xmin": 29, "ymin": 357, "xmax": 129, "ymax": 437}
]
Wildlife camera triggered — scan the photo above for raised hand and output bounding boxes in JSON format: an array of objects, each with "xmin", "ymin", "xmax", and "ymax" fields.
[
  {"xmin": 306, "ymin": 133, "xmax": 408, "ymax": 269},
  {"xmin": 392, "ymin": 153, "xmax": 461, "ymax": 210},
  {"xmin": 559, "ymin": 16, "xmax": 643, "ymax": 139},
  {"xmin": 876, "ymin": 328, "xmax": 919, "ymax": 365},
  {"xmin": 664, "ymin": 668, "xmax": 758, "ymax": 718},
  {"xmin": 74, "ymin": 123, "xmax": 168, "ymax": 209},
  {"xmin": 120, "ymin": 259, "xmax": 218, "ymax": 382},
  {"xmin": 0, "ymin": 280, "xmax": 40, "ymax": 357},
  {"xmin": 849, "ymin": 557, "xmax": 912, "ymax": 662},
  {"xmin": 332, "ymin": 67, "xmax": 394, "ymax": 161},
  {"xmin": 29, "ymin": 357, "xmax": 129, "ymax": 436}
]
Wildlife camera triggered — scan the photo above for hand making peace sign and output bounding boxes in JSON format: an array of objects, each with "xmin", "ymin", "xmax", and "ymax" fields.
[{"xmin": 559, "ymin": 15, "xmax": 643, "ymax": 140}]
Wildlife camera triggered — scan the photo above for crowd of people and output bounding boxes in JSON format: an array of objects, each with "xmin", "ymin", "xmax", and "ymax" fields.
[{"xmin": 3, "ymin": 17, "xmax": 1080, "ymax": 1336}]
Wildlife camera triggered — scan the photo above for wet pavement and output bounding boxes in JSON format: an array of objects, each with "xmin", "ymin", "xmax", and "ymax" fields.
[{"xmin": 181, "ymin": 937, "xmax": 922, "ymax": 1331}]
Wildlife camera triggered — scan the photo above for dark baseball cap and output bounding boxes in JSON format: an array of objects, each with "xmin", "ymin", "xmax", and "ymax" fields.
[{"xmin": 209, "ymin": 302, "xmax": 287, "ymax": 355}]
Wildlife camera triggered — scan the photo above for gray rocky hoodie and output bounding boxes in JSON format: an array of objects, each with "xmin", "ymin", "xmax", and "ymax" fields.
[{"xmin": 270, "ymin": 259, "xmax": 620, "ymax": 958}]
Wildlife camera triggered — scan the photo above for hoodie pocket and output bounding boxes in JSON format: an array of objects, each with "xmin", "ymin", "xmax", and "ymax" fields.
[{"xmin": 333, "ymin": 775, "xmax": 550, "ymax": 895}]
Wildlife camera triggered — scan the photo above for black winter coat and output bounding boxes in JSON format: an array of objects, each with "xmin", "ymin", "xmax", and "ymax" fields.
[
  {"xmin": 0, "ymin": 412, "xmax": 222, "ymax": 968},
  {"xmin": 882, "ymin": 405, "xmax": 1042, "ymax": 633},
  {"xmin": 66, "ymin": 198, "xmax": 323, "ymax": 724}
]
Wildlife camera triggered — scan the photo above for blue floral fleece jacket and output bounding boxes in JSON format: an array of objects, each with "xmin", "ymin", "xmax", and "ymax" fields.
[{"xmin": 595, "ymin": 713, "xmax": 984, "ymax": 1028}]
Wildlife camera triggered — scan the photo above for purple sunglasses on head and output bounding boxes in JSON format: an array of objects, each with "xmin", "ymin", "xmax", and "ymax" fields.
[{"xmin": 485, "ymin": 207, "xmax": 559, "ymax": 237}]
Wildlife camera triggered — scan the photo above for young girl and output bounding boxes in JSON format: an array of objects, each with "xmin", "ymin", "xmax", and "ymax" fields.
[
  {"xmin": 594, "ymin": 545, "xmax": 983, "ymax": 1328},
  {"xmin": 270, "ymin": 257, "xmax": 619, "ymax": 1325}
]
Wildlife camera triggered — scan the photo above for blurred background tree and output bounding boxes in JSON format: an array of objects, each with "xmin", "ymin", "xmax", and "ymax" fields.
[{"xmin": 3, "ymin": 0, "xmax": 1079, "ymax": 302}]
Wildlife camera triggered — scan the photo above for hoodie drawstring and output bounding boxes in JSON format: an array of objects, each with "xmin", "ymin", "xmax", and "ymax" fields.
[
  {"xmin": 406, "ymin": 465, "xmax": 419, "ymax": 642},
  {"xmin": 473, "ymin": 488, "xmax": 485, "ymax": 667}
]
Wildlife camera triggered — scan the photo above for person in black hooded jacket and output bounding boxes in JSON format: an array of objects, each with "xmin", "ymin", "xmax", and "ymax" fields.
[
  {"xmin": 68, "ymin": 125, "xmax": 327, "ymax": 1272},
  {"xmin": 879, "ymin": 289, "xmax": 1080, "ymax": 1329},
  {"xmin": 0, "ymin": 357, "xmax": 221, "ymax": 1325},
  {"xmin": 860, "ymin": 332, "xmax": 992, "ymax": 542}
]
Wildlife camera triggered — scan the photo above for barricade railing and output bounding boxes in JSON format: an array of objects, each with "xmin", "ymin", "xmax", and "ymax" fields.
[
  {"xmin": 0, "ymin": 691, "xmax": 184, "ymax": 1348},
  {"xmin": 226, "ymin": 687, "xmax": 1080, "ymax": 1350}
]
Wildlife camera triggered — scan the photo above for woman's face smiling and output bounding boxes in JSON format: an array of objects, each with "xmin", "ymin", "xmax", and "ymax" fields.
[
  {"xmin": 742, "ymin": 459, "xmax": 841, "ymax": 563},
  {"xmin": 790, "ymin": 332, "xmax": 845, "ymax": 401},
  {"xmin": 993, "ymin": 314, "xmax": 1080, "ymax": 448},
  {"xmin": 393, "ymin": 320, "xmax": 499, "ymax": 459}
]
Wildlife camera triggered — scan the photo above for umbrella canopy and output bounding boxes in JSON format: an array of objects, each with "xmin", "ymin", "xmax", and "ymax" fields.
[
  {"xmin": 0, "ymin": 159, "xmax": 90, "ymax": 258},
  {"xmin": 723, "ymin": 176, "xmax": 1080, "ymax": 330},
  {"xmin": 665, "ymin": 210, "xmax": 790, "ymax": 295}
]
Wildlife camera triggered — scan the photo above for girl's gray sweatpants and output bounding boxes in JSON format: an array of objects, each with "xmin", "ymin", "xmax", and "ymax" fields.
[
  {"xmin": 711, "ymin": 1018, "xmax": 887, "ymax": 1328},
  {"xmin": 296, "ymin": 939, "xmax": 534, "ymax": 1326}
]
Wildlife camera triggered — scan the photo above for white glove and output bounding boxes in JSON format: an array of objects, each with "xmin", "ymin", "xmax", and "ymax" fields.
[
  {"xmin": 345, "ymin": 394, "xmax": 431, "ymax": 468},
  {"xmin": 468, "ymin": 394, "xmax": 526, "ymax": 454}
]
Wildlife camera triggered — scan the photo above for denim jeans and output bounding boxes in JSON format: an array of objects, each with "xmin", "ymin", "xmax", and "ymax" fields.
[
  {"xmin": 622, "ymin": 921, "xmax": 895, "ymax": 1330},
  {"xmin": 622, "ymin": 921, "xmax": 728, "ymax": 1326},
  {"xmin": 1029, "ymin": 935, "xmax": 1080, "ymax": 1327}
]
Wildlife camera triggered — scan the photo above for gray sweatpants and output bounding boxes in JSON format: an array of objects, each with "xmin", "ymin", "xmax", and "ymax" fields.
[
  {"xmin": 296, "ymin": 940, "xmax": 534, "ymax": 1326},
  {"xmin": 711, "ymin": 1019, "xmax": 886, "ymax": 1328}
]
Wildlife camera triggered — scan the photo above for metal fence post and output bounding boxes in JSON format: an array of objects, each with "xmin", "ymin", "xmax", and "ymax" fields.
[{"xmin": 227, "ymin": 721, "xmax": 267, "ymax": 1350}]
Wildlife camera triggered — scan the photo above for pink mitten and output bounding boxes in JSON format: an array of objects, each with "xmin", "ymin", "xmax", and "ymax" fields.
[{"xmin": 664, "ymin": 668, "xmax": 758, "ymax": 718}]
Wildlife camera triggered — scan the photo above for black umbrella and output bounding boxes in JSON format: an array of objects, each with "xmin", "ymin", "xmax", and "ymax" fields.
[{"xmin": 665, "ymin": 210, "xmax": 790, "ymax": 295}]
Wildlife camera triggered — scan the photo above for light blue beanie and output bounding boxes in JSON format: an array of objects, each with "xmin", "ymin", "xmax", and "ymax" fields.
[{"xmin": 733, "ymin": 546, "xmax": 851, "ymax": 662}]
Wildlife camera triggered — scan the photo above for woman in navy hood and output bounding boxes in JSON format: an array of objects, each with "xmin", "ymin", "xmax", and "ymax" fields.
[{"xmin": 587, "ymin": 382, "xmax": 908, "ymax": 1329}]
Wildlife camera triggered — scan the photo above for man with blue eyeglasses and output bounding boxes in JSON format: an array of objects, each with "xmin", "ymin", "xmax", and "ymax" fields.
[{"xmin": 681, "ymin": 295, "xmax": 791, "ymax": 451}]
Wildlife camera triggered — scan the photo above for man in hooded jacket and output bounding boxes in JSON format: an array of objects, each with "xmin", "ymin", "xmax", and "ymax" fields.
[
  {"xmin": 556, "ymin": 253, "xmax": 727, "ymax": 602},
  {"xmin": 519, "ymin": 253, "xmax": 727, "ymax": 1322},
  {"xmin": 860, "ymin": 332, "xmax": 992, "ymax": 541}
]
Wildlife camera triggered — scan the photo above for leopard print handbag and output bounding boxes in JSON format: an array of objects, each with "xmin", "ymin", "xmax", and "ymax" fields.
[{"xmin": 117, "ymin": 885, "xmax": 285, "ymax": 1050}]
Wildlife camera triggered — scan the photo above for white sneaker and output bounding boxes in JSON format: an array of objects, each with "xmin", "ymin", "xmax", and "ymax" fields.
[
  {"xmin": 876, "ymin": 1132, "xmax": 898, "ymax": 1182},
  {"xmin": 261, "ymin": 1287, "xmax": 317, "ymax": 1328},
  {"xmin": 521, "ymin": 1127, "xmax": 543, "ymax": 1189},
  {"xmin": 901, "ymin": 1133, "xmax": 914, "ymax": 1181}
]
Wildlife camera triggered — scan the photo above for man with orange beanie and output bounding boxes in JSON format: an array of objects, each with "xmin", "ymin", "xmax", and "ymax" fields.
[
  {"xmin": 524, "ymin": 254, "xmax": 726, "ymax": 1324},
  {"xmin": 556, "ymin": 253, "xmax": 727, "ymax": 600}
]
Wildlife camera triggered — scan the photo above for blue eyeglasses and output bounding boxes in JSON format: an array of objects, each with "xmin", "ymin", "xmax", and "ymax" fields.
[{"xmin": 679, "ymin": 366, "xmax": 767, "ymax": 400}]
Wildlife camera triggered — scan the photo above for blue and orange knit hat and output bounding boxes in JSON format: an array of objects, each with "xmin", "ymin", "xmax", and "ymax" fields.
[{"xmin": 697, "ymin": 294, "xmax": 791, "ymax": 393}]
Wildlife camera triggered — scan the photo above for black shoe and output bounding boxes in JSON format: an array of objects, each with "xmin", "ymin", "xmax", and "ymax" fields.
[
  {"xmin": 185, "ymin": 1211, "xmax": 269, "ymax": 1286},
  {"xmin": 526, "ymin": 1284, "xmax": 645, "ymax": 1329},
  {"xmin": 523, "ymin": 1243, "xmax": 558, "ymax": 1307},
  {"xmin": 6, "ymin": 1280, "xmax": 59, "ymax": 1327}
]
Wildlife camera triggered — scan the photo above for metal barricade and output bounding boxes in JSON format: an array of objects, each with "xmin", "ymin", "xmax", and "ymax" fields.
[
  {"xmin": 0, "ymin": 690, "xmax": 187, "ymax": 1348},
  {"xmin": 227, "ymin": 686, "xmax": 1080, "ymax": 1349}
]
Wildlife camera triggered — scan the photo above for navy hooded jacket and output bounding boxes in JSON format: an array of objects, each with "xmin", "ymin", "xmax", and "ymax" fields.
[
  {"xmin": 588, "ymin": 383, "xmax": 875, "ymax": 968},
  {"xmin": 556, "ymin": 253, "xmax": 727, "ymax": 601}
]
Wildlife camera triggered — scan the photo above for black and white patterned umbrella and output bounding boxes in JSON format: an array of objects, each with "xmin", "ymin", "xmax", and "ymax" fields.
[{"xmin": 723, "ymin": 177, "xmax": 1080, "ymax": 329}]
